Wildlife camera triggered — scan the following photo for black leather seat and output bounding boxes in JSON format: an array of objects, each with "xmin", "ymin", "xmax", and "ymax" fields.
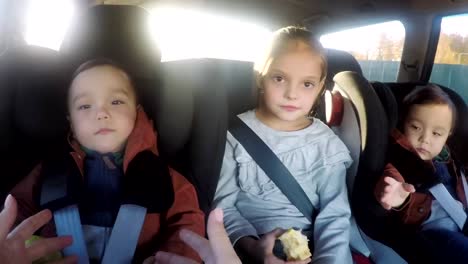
[{"xmin": 0, "ymin": 45, "xmax": 68, "ymax": 201}]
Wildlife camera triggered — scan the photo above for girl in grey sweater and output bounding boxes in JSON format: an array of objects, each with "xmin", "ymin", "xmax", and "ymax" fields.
[{"xmin": 214, "ymin": 26, "xmax": 353, "ymax": 264}]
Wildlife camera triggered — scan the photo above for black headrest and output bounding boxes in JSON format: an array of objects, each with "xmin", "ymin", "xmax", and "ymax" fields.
[
  {"xmin": 325, "ymin": 48, "xmax": 363, "ymax": 88},
  {"xmin": 157, "ymin": 59, "xmax": 254, "ymax": 157},
  {"xmin": 59, "ymin": 5, "xmax": 162, "ymax": 134},
  {"xmin": 0, "ymin": 45, "xmax": 68, "ymax": 147},
  {"xmin": 60, "ymin": 5, "xmax": 161, "ymax": 80},
  {"xmin": 332, "ymin": 72, "xmax": 392, "ymax": 241},
  {"xmin": 371, "ymin": 82, "xmax": 398, "ymax": 130},
  {"xmin": 0, "ymin": 45, "xmax": 68, "ymax": 197},
  {"xmin": 157, "ymin": 59, "xmax": 253, "ymax": 212}
]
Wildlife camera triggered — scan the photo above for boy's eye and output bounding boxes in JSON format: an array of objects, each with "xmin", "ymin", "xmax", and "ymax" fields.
[
  {"xmin": 112, "ymin": 100, "xmax": 125, "ymax": 105},
  {"xmin": 433, "ymin": 132, "xmax": 442, "ymax": 137},
  {"xmin": 411, "ymin": 124, "xmax": 420, "ymax": 130},
  {"xmin": 304, "ymin": 82, "xmax": 315, "ymax": 89},
  {"xmin": 78, "ymin": 104, "xmax": 91, "ymax": 110}
]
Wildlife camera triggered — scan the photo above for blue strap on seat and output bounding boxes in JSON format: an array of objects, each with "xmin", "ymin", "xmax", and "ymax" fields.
[
  {"xmin": 429, "ymin": 183, "xmax": 468, "ymax": 231},
  {"xmin": 349, "ymin": 217, "xmax": 370, "ymax": 257},
  {"xmin": 54, "ymin": 204, "xmax": 146, "ymax": 263},
  {"xmin": 101, "ymin": 204, "xmax": 147, "ymax": 264},
  {"xmin": 461, "ymin": 170, "xmax": 468, "ymax": 209},
  {"xmin": 54, "ymin": 205, "xmax": 90, "ymax": 264},
  {"xmin": 359, "ymin": 227, "xmax": 408, "ymax": 264}
]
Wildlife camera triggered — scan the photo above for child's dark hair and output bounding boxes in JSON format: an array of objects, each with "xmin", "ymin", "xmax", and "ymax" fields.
[
  {"xmin": 401, "ymin": 84, "xmax": 457, "ymax": 132},
  {"xmin": 67, "ymin": 58, "xmax": 137, "ymax": 110}
]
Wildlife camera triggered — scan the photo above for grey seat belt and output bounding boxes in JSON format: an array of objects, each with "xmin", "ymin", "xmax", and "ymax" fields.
[
  {"xmin": 462, "ymin": 171, "xmax": 468, "ymax": 206},
  {"xmin": 54, "ymin": 204, "xmax": 147, "ymax": 264},
  {"xmin": 428, "ymin": 170, "xmax": 468, "ymax": 232},
  {"xmin": 101, "ymin": 204, "xmax": 147, "ymax": 263},
  {"xmin": 429, "ymin": 184, "xmax": 466, "ymax": 230}
]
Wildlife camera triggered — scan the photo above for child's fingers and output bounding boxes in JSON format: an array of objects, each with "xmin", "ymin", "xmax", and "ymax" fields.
[
  {"xmin": 26, "ymin": 235, "xmax": 73, "ymax": 261},
  {"xmin": 154, "ymin": 251, "xmax": 198, "ymax": 264},
  {"xmin": 142, "ymin": 256, "xmax": 155, "ymax": 264},
  {"xmin": 207, "ymin": 208, "xmax": 240, "ymax": 263},
  {"xmin": 0, "ymin": 195, "xmax": 17, "ymax": 240},
  {"xmin": 383, "ymin": 184, "xmax": 395, "ymax": 194},
  {"xmin": 49, "ymin": 255, "xmax": 78, "ymax": 264},
  {"xmin": 402, "ymin": 183, "xmax": 416, "ymax": 193},
  {"xmin": 287, "ymin": 258, "xmax": 311, "ymax": 264},
  {"xmin": 380, "ymin": 199, "xmax": 393, "ymax": 210},
  {"xmin": 179, "ymin": 229, "xmax": 211, "ymax": 261},
  {"xmin": 383, "ymin": 176, "xmax": 398, "ymax": 186},
  {"xmin": 8, "ymin": 209, "xmax": 52, "ymax": 241},
  {"xmin": 262, "ymin": 228, "xmax": 284, "ymax": 253},
  {"xmin": 271, "ymin": 228, "xmax": 286, "ymax": 238},
  {"xmin": 378, "ymin": 197, "xmax": 391, "ymax": 209}
]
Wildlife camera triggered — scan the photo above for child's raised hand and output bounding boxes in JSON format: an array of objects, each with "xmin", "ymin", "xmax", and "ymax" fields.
[
  {"xmin": 375, "ymin": 177, "xmax": 415, "ymax": 210},
  {"xmin": 148, "ymin": 208, "xmax": 241, "ymax": 264},
  {"xmin": 0, "ymin": 195, "xmax": 76, "ymax": 264}
]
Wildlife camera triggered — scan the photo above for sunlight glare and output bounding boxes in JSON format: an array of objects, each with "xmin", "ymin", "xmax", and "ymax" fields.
[
  {"xmin": 320, "ymin": 21, "xmax": 405, "ymax": 57},
  {"xmin": 442, "ymin": 14, "xmax": 468, "ymax": 36},
  {"xmin": 24, "ymin": 0, "xmax": 75, "ymax": 50},
  {"xmin": 150, "ymin": 7, "xmax": 271, "ymax": 62}
]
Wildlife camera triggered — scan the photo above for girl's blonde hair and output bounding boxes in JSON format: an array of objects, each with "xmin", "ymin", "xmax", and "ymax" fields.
[{"xmin": 254, "ymin": 26, "xmax": 327, "ymax": 88}]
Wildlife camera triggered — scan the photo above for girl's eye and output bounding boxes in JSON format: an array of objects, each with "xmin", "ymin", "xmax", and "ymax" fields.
[
  {"xmin": 433, "ymin": 132, "xmax": 442, "ymax": 137},
  {"xmin": 112, "ymin": 100, "xmax": 125, "ymax": 105},
  {"xmin": 304, "ymin": 82, "xmax": 315, "ymax": 89},
  {"xmin": 273, "ymin": 76, "xmax": 284, "ymax": 82},
  {"xmin": 411, "ymin": 124, "xmax": 420, "ymax": 130},
  {"xmin": 78, "ymin": 104, "xmax": 90, "ymax": 110}
]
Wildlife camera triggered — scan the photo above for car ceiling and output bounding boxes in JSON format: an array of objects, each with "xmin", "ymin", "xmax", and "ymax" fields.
[{"xmin": 86, "ymin": 0, "xmax": 468, "ymax": 32}]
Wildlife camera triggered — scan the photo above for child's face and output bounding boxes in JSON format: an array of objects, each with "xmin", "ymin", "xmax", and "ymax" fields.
[
  {"xmin": 68, "ymin": 65, "xmax": 137, "ymax": 154},
  {"xmin": 403, "ymin": 104, "xmax": 453, "ymax": 160},
  {"xmin": 258, "ymin": 41, "xmax": 324, "ymax": 130}
]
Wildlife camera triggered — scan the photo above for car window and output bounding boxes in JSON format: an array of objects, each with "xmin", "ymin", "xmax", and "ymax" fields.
[
  {"xmin": 320, "ymin": 21, "xmax": 406, "ymax": 82},
  {"xmin": 429, "ymin": 14, "xmax": 468, "ymax": 103}
]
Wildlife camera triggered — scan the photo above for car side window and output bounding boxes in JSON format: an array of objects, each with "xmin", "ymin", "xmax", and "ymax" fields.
[
  {"xmin": 320, "ymin": 21, "xmax": 406, "ymax": 82},
  {"xmin": 430, "ymin": 14, "xmax": 468, "ymax": 103}
]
